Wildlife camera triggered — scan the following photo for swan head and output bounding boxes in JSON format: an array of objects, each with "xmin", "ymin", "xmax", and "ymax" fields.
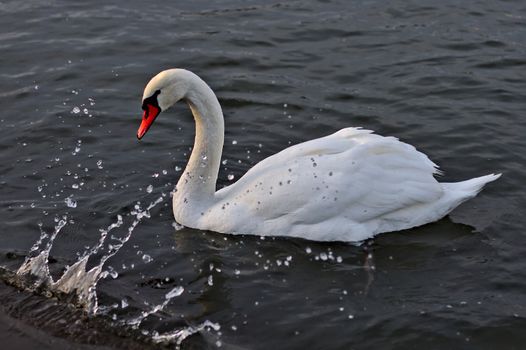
[{"xmin": 137, "ymin": 69, "xmax": 188, "ymax": 139}]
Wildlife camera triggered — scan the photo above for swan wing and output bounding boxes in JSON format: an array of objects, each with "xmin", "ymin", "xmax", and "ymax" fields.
[{"xmin": 211, "ymin": 127, "xmax": 443, "ymax": 238}]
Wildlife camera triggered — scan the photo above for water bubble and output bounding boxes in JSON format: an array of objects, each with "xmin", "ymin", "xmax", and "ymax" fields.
[
  {"xmin": 232, "ymin": 140, "xmax": 238, "ymax": 145},
  {"xmin": 172, "ymin": 221, "xmax": 184, "ymax": 231},
  {"xmin": 71, "ymin": 106, "xmax": 80, "ymax": 114},
  {"xmin": 121, "ymin": 299, "xmax": 129, "ymax": 309},
  {"xmin": 96, "ymin": 160, "xmax": 103, "ymax": 169},
  {"xmin": 227, "ymin": 174, "xmax": 235, "ymax": 181},
  {"xmin": 305, "ymin": 247, "xmax": 312, "ymax": 254},
  {"xmin": 162, "ymin": 169, "xmax": 168, "ymax": 175},
  {"xmin": 64, "ymin": 197, "xmax": 77, "ymax": 208},
  {"xmin": 142, "ymin": 254, "xmax": 153, "ymax": 263},
  {"xmin": 152, "ymin": 173, "xmax": 159, "ymax": 178},
  {"xmin": 336, "ymin": 256, "xmax": 343, "ymax": 263},
  {"xmin": 222, "ymin": 159, "xmax": 228, "ymax": 165},
  {"xmin": 83, "ymin": 108, "xmax": 89, "ymax": 114},
  {"xmin": 319, "ymin": 252, "xmax": 328, "ymax": 261},
  {"xmin": 146, "ymin": 185, "xmax": 153, "ymax": 193},
  {"xmin": 207, "ymin": 275, "xmax": 213, "ymax": 286},
  {"xmin": 175, "ymin": 166, "xmax": 182, "ymax": 172},
  {"xmin": 72, "ymin": 183, "xmax": 79, "ymax": 189},
  {"xmin": 234, "ymin": 269, "xmax": 241, "ymax": 275},
  {"xmin": 165, "ymin": 286, "xmax": 184, "ymax": 299},
  {"xmin": 106, "ymin": 266, "xmax": 119, "ymax": 279}
]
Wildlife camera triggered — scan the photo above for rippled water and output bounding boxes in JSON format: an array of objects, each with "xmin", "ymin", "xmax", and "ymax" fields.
[{"xmin": 1, "ymin": 0, "xmax": 525, "ymax": 349}]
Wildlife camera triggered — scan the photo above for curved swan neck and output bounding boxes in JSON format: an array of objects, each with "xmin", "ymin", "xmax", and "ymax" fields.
[{"xmin": 177, "ymin": 72, "xmax": 224, "ymax": 198}]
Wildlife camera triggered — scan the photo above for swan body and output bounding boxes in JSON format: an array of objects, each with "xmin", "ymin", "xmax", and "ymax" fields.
[{"xmin": 137, "ymin": 69, "xmax": 500, "ymax": 242}]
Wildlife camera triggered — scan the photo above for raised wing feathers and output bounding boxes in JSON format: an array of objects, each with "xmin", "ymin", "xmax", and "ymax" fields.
[{"xmin": 215, "ymin": 127, "xmax": 443, "ymax": 229}]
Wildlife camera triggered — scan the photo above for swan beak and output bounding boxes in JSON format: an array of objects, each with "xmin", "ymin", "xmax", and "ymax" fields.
[{"xmin": 137, "ymin": 104, "xmax": 161, "ymax": 139}]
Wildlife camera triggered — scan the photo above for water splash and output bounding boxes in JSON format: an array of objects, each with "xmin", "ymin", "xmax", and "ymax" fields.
[
  {"xmin": 151, "ymin": 320, "xmax": 221, "ymax": 347},
  {"xmin": 16, "ymin": 196, "xmax": 164, "ymax": 314},
  {"xmin": 15, "ymin": 182, "xmax": 221, "ymax": 346},
  {"xmin": 17, "ymin": 217, "xmax": 68, "ymax": 285},
  {"xmin": 124, "ymin": 286, "xmax": 184, "ymax": 329}
]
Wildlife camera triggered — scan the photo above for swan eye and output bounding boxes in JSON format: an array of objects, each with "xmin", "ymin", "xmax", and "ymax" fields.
[{"xmin": 142, "ymin": 90, "xmax": 161, "ymax": 111}]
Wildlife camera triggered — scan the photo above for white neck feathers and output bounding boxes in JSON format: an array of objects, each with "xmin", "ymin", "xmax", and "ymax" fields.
[{"xmin": 174, "ymin": 70, "xmax": 224, "ymax": 200}]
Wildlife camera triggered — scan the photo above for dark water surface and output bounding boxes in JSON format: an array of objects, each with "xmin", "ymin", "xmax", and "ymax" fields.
[{"xmin": 1, "ymin": 0, "xmax": 525, "ymax": 349}]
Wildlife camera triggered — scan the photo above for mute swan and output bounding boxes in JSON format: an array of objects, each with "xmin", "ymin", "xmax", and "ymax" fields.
[{"xmin": 137, "ymin": 69, "xmax": 500, "ymax": 242}]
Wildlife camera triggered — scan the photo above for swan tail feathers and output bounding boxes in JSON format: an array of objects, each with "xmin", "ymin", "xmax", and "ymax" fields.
[{"xmin": 441, "ymin": 173, "xmax": 501, "ymax": 200}]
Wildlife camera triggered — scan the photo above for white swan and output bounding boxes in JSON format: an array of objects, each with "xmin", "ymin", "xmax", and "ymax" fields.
[{"xmin": 137, "ymin": 69, "xmax": 500, "ymax": 242}]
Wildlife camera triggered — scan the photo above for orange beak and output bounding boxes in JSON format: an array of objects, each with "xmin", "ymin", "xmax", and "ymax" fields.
[{"xmin": 137, "ymin": 104, "xmax": 161, "ymax": 139}]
